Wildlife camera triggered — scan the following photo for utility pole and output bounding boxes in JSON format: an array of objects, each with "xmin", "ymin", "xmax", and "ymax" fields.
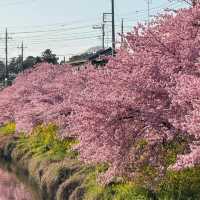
[
  {"xmin": 146, "ymin": 0, "xmax": 152, "ymax": 27},
  {"xmin": 92, "ymin": 21, "xmax": 105, "ymax": 50},
  {"xmin": 4, "ymin": 28, "xmax": 12, "ymax": 86},
  {"xmin": 17, "ymin": 41, "xmax": 27, "ymax": 72},
  {"xmin": 103, "ymin": 12, "xmax": 112, "ymax": 49},
  {"xmin": 111, "ymin": 0, "xmax": 115, "ymax": 55},
  {"xmin": 5, "ymin": 28, "xmax": 8, "ymax": 83},
  {"xmin": 102, "ymin": 23, "xmax": 105, "ymax": 50},
  {"xmin": 148, "ymin": 0, "xmax": 150, "ymax": 26},
  {"xmin": 121, "ymin": 18, "xmax": 124, "ymax": 47}
]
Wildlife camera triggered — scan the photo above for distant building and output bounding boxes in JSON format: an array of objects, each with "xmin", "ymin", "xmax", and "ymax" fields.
[{"xmin": 67, "ymin": 47, "xmax": 113, "ymax": 69}]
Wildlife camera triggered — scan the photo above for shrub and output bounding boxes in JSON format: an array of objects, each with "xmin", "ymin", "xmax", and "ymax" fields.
[
  {"xmin": 83, "ymin": 166, "xmax": 149, "ymax": 200},
  {"xmin": 0, "ymin": 122, "xmax": 16, "ymax": 136},
  {"xmin": 17, "ymin": 123, "xmax": 77, "ymax": 161}
]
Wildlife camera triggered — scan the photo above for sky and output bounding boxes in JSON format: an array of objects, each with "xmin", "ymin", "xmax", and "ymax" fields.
[{"xmin": 0, "ymin": 0, "xmax": 189, "ymax": 61}]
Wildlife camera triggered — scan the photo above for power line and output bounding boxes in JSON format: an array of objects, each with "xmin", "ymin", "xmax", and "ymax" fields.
[
  {"xmin": 9, "ymin": 33, "xmax": 101, "ymax": 43},
  {"xmin": 0, "ymin": 0, "xmax": 37, "ymax": 7},
  {"xmin": 120, "ymin": 1, "xmax": 180, "ymax": 18},
  {"xmin": 13, "ymin": 35, "xmax": 102, "ymax": 45},
  {"xmin": 12, "ymin": 30, "xmax": 103, "ymax": 39},
  {"xmin": 120, "ymin": 2, "xmax": 183, "ymax": 24},
  {"xmin": 8, "ymin": 25, "xmax": 93, "ymax": 35},
  {"xmin": 0, "ymin": 0, "xmax": 188, "ymax": 61}
]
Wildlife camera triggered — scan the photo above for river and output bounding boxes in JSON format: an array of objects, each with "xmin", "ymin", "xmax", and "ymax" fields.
[{"xmin": 0, "ymin": 161, "xmax": 41, "ymax": 200}]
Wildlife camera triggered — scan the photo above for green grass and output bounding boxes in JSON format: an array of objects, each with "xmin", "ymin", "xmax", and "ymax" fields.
[
  {"xmin": 158, "ymin": 167, "xmax": 200, "ymax": 200},
  {"xmin": 161, "ymin": 136, "xmax": 189, "ymax": 167},
  {"xmin": 0, "ymin": 122, "xmax": 16, "ymax": 136},
  {"xmin": 82, "ymin": 165, "xmax": 150, "ymax": 200},
  {"xmin": 81, "ymin": 135, "xmax": 194, "ymax": 200},
  {"xmin": 1, "ymin": 123, "xmax": 200, "ymax": 200}
]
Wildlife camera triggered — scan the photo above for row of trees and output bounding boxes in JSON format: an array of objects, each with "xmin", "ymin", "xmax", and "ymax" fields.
[
  {"xmin": 0, "ymin": 49, "xmax": 58, "ymax": 84},
  {"xmin": 0, "ymin": 0, "xmax": 200, "ymax": 190}
]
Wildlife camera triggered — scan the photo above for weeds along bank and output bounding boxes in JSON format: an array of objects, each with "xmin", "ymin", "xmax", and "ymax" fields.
[
  {"xmin": 1, "ymin": 123, "xmax": 200, "ymax": 200},
  {"xmin": 0, "ymin": 123, "xmax": 154, "ymax": 200},
  {"xmin": 1, "ymin": 4, "xmax": 200, "ymax": 200}
]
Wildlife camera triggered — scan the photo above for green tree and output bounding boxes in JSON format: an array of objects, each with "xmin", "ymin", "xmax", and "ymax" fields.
[
  {"xmin": 8, "ymin": 56, "xmax": 22, "ymax": 74},
  {"xmin": 41, "ymin": 49, "xmax": 58, "ymax": 64},
  {"xmin": 23, "ymin": 56, "xmax": 36, "ymax": 70},
  {"xmin": 0, "ymin": 60, "xmax": 5, "ymax": 82}
]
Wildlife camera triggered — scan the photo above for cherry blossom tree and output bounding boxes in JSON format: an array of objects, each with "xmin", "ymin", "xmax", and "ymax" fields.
[
  {"xmin": 69, "ymin": 5, "xmax": 200, "ymax": 184},
  {"xmin": 0, "ymin": 63, "xmax": 85, "ymax": 137},
  {"xmin": 1, "ymin": 3, "xmax": 200, "ymax": 187}
]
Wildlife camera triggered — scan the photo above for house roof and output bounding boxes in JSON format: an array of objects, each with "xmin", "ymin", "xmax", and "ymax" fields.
[{"xmin": 67, "ymin": 47, "xmax": 113, "ymax": 66}]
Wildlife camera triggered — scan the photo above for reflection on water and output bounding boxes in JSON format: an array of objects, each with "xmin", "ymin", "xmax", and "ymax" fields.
[{"xmin": 0, "ymin": 168, "xmax": 33, "ymax": 200}]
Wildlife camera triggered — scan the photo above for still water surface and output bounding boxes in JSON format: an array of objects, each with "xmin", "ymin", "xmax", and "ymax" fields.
[{"xmin": 0, "ymin": 162, "xmax": 41, "ymax": 200}]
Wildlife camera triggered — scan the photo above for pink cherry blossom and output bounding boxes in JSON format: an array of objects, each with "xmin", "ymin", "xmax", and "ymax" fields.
[{"xmin": 2, "ymin": 4, "xmax": 200, "ymax": 184}]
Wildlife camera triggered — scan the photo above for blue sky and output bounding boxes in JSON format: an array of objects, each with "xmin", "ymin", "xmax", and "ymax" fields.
[{"xmin": 0, "ymin": 0, "xmax": 188, "ymax": 61}]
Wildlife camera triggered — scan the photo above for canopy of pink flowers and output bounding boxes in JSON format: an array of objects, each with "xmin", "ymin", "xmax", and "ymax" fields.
[
  {"xmin": 1, "ymin": 5, "xmax": 200, "ymax": 183},
  {"xmin": 0, "ymin": 63, "xmax": 86, "ymax": 137}
]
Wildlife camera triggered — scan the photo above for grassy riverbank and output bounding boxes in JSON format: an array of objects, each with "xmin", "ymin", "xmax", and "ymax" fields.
[
  {"xmin": 1, "ymin": 123, "xmax": 200, "ymax": 200},
  {"xmin": 0, "ymin": 123, "xmax": 151, "ymax": 200}
]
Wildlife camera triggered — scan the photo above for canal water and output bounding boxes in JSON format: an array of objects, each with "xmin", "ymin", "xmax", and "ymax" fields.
[{"xmin": 0, "ymin": 161, "xmax": 42, "ymax": 200}]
